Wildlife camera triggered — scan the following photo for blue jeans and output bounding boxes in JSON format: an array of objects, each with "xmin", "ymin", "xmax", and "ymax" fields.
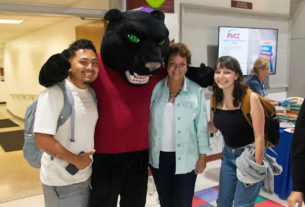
[
  {"xmin": 217, "ymin": 145, "xmax": 263, "ymax": 207},
  {"xmin": 150, "ymin": 152, "xmax": 197, "ymax": 207}
]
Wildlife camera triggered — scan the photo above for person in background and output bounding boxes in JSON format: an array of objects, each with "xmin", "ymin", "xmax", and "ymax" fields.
[
  {"xmin": 149, "ymin": 42, "xmax": 210, "ymax": 207},
  {"xmin": 288, "ymin": 100, "xmax": 305, "ymax": 207},
  {"xmin": 246, "ymin": 57, "xmax": 290, "ymax": 107},
  {"xmin": 209, "ymin": 56, "xmax": 265, "ymax": 207},
  {"xmin": 34, "ymin": 39, "xmax": 99, "ymax": 207},
  {"xmin": 246, "ymin": 57, "xmax": 270, "ymax": 98}
]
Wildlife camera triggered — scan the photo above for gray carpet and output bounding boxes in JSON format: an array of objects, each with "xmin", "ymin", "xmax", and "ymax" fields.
[
  {"xmin": 0, "ymin": 119, "xmax": 19, "ymax": 128},
  {"xmin": 0, "ymin": 130, "xmax": 24, "ymax": 152}
]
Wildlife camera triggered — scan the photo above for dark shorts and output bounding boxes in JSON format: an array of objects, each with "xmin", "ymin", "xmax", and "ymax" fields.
[{"xmin": 90, "ymin": 150, "xmax": 149, "ymax": 207}]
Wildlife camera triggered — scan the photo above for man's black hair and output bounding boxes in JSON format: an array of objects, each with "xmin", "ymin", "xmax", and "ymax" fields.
[{"xmin": 66, "ymin": 39, "xmax": 97, "ymax": 59}]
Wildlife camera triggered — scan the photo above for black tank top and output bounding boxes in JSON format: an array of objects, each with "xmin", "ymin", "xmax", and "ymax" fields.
[{"xmin": 213, "ymin": 108, "xmax": 254, "ymax": 148}]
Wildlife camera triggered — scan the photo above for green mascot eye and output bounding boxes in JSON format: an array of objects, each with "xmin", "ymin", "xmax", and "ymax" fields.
[
  {"xmin": 128, "ymin": 34, "xmax": 140, "ymax": 43},
  {"xmin": 159, "ymin": 39, "xmax": 165, "ymax": 46}
]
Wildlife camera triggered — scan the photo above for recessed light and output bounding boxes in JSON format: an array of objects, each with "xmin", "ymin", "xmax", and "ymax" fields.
[{"xmin": 0, "ymin": 19, "xmax": 24, "ymax": 24}]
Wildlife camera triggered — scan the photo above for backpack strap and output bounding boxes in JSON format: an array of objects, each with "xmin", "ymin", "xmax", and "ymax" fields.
[
  {"xmin": 24, "ymin": 99, "xmax": 38, "ymax": 134},
  {"xmin": 55, "ymin": 81, "xmax": 75, "ymax": 142},
  {"xmin": 241, "ymin": 89, "xmax": 253, "ymax": 127},
  {"xmin": 211, "ymin": 93, "xmax": 217, "ymax": 112}
]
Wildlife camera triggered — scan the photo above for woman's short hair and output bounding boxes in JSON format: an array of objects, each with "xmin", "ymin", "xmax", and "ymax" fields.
[
  {"xmin": 213, "ymin": 56, "xmax": 248, "ymax": 107},
  {"xmin": 251, "ymin": 57, "xmax": 269, "ymax": 74},
  {"xmin": 164, "ymin": 42, "xmax": 191, "ymax": 68}
]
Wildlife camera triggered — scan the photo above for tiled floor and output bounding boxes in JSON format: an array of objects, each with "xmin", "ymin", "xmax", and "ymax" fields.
[
  {"xmin": 0, "ymin": 104, "xmax": 288, "ymax": 207},
  {"xmin": 193, "ymin": 186, "xmax": 286, "ymax": 207},
  {"xmin": 0, "ymin": 160, "xmax": 288, "ymax": 207}
]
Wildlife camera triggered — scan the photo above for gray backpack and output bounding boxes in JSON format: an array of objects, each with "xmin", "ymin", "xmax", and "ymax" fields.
[{"xmin": 23, "ymin": 81, "xmax": 96, "ymax": 168}]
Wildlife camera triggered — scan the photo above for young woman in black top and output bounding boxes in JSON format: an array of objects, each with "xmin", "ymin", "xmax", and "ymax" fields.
[{"xmin": 208, "ymin": 56, "xmax": 265, "ymax": 207}]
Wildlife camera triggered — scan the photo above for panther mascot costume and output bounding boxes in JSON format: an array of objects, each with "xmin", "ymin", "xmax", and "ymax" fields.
[{"xmin": 39, "ymin": 9, "xmax": 214, "ymax": 207}]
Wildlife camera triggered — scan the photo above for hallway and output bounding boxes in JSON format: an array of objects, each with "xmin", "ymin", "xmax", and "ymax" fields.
[{"xmin": 0, "ymin": 104, "xmax": 42, "ymax": 206}]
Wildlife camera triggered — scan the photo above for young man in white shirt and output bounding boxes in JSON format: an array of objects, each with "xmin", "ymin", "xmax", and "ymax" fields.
[{"xmin": 34, "ymin": 39, "xmax": 99, "ymax": 207}]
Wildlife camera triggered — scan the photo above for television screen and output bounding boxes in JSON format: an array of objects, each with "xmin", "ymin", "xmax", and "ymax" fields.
[{"xmin": 218, "ymin": 26, "xmax": 278, "ymax": 75}]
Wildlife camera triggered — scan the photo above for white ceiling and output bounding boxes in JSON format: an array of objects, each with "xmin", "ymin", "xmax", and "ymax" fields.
[
  {"xmin": 0, "ymin": 0, "xmax": 108, "ymax": 44},
  {"xmin": 1, "ymin": 0, "xmax": 79, "ymax": 5},
  {"xmin": 0, "ymin": 13, "xmax": 70, "ymax": 43}
]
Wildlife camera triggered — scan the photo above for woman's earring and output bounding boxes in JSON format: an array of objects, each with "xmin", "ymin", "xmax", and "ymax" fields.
[{"xmin": 235, "ymin": 80, "xmax": 238, "ymax": 86}]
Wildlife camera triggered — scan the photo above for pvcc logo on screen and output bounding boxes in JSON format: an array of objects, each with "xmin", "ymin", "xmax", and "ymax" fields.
[{"xmin": 226, "ymin": 29, "xmax": 240, "ymax": 39}]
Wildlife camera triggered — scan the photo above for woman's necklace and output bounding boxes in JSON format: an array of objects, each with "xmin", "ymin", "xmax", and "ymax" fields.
[{"xmin": 167, "ymin": 81, "xmax": 183, "ymax": 103}]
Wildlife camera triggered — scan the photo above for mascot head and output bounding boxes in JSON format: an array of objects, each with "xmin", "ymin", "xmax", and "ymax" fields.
[{"xmin": 101, "ymin": 9, "xmax": 170, "ymax": 85}]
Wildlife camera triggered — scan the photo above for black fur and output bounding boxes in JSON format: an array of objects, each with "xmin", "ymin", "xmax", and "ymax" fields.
[
  {"xmin": 39, "ymin": 53, "xmax": 70, "ymax": 87},
  {"xmin": 38, "ymin": 9, "xmax": 214, "ymax": 87},
  {"xmin": 104, "ymin": 9, "xmax": 123, "ymax": 21},
  {"xmin": 186, "ymin": 64, "xmax": 214, "ymax": 88},
  {"xmin": 101, "ymin": 9, "xmax": 169, "ymax": 78}
]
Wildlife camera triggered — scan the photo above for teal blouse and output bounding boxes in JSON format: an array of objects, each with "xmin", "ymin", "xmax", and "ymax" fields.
[{"xmin": 149, "ymin": 77, "xmax": 211, "ymax": 174}]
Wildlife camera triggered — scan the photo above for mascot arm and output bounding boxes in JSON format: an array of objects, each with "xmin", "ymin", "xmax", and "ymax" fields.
[
  {"xmin": 39, "ymin": 50, "xmax": 70, "ymax": 87},
  {"xmin": 186, "ymin": 63, "xmax": 214, "ymax": 88}
]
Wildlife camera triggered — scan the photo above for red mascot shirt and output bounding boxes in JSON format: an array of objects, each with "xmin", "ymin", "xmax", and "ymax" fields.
[{"xmin": 93, "ymin": 55, "xmax": 165, "ymax": 153}]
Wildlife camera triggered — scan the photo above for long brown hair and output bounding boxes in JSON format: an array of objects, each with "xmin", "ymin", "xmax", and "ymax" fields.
[{"xmin": 213, "ymin": 56, "xmax": 248, "ymax": 107}]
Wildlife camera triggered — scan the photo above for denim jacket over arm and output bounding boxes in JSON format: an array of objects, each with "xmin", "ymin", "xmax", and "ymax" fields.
[{"xmin": 149, "ymin": 77, "xmax": 211, "ymax": 174}]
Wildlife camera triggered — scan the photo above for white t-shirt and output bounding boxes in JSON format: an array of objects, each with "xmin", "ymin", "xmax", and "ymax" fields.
[
  {"xmin": 160, "ymin": 102, "xmax": 175, "ymax": 152},
  {"xmin": 33, "ymin": 80, "xmax": 98, "ymax": 186}
]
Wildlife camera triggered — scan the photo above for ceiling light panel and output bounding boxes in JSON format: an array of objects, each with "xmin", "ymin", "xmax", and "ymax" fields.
[{"xmin": 0, "ymin": 19, "xmax": 24, "ymax": 24}]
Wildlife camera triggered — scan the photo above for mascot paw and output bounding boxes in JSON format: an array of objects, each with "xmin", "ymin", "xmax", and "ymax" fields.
[
  {"xmin": 39, "ymin": 52, "xmax": 70, "ymax": 87},
  {"xmin": 186, "ymin": 63, "xmax": 214, "ymax": 88}
]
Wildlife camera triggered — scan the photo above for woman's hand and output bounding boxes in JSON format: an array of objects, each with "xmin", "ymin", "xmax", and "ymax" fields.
[
  {"xmin": 288, "ymin": 191, "xmax": 304, "ymax": 207},
  {"xmin": 195, "ymin": 154, "xmax": 207, "ymax": 174},
  {"xmin": 208, "ymin": 121, "xmax": 218, "ymax": 134}
]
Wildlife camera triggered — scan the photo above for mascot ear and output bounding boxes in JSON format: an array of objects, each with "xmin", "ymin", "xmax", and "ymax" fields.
[
  {"xmin": 104, "ymin": 9, "xmax": 123, "ymax": 21},
  {"xmin": 150, "ymin": 10, "xmax": 165, "ymax": 22}
]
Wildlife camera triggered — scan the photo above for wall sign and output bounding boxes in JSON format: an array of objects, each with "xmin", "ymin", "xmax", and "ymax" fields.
[
  {"xmin": 0, "ymin": 68, "xmax": 4, "ymax": 82},
  {"xmin": 231, "ymin": 0, "xmax": 253, "ymax": 10}
]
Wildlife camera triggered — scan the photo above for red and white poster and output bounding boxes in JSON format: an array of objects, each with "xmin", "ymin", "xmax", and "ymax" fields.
[
  {"xmin": 231, "ymin": 0, "xmax": 252, "ymax": 10},
  {"xmin": 0, "ymin": 68, "xmax": 4, "ymax": 82}
]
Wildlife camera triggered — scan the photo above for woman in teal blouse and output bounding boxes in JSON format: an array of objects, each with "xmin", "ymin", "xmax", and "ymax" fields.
[{"xmin": 149, "ymin": 43, "xmax": 211, "ymax": 207}]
